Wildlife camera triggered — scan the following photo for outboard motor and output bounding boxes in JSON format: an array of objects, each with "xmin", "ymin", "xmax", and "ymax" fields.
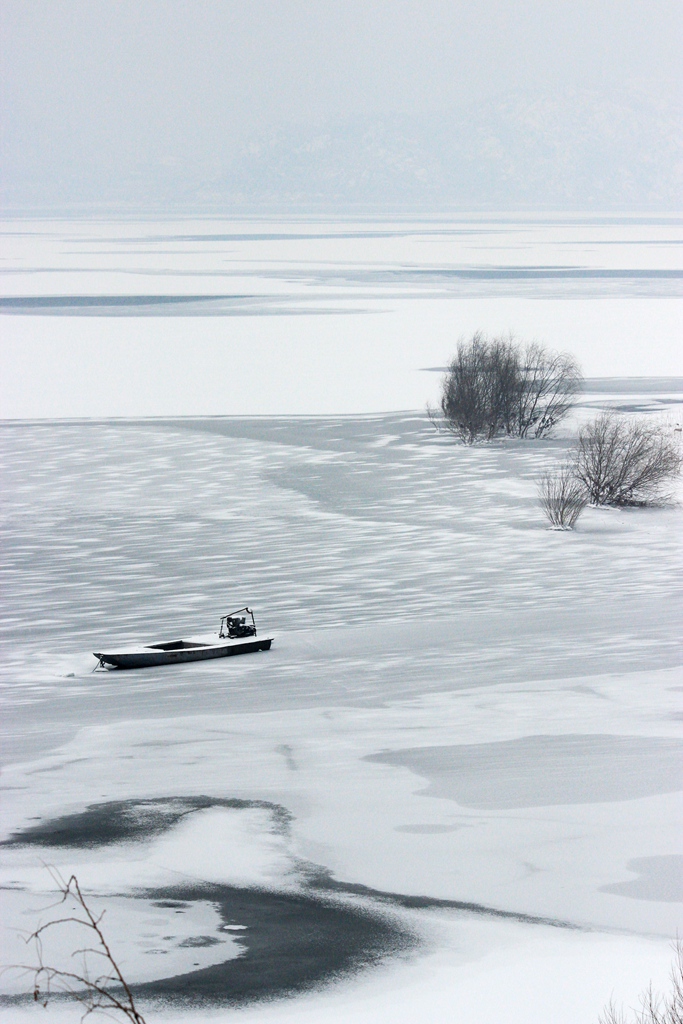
[
  {"xmin": 225, "ymin": 616, "xmax": 256, "ymax": 638},
  {"xmin": 220, "ymin": 607, "xmax": 257, "ymax": 639}
]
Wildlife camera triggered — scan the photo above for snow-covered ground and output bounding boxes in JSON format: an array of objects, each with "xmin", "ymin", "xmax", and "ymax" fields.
[{"xmin": 0, "ymin": 217, "xmax": 681, "ymax": 1022}]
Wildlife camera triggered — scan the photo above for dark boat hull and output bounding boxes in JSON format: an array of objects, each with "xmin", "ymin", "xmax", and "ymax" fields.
[{"xmin": 94, "ymin": 637, "xmax": 272, "ymax": 670}]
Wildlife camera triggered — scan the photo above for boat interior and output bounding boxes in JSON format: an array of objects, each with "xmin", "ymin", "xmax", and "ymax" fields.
[{"xmin": 147, "ymin": 640, "xmax": 210, "ymax": 651}]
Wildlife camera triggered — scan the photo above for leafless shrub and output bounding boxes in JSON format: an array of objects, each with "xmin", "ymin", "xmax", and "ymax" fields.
[
  {"xmin": 438, "ymin": 331, "xmax": 504, "ymax": 443},
  {"xmin": 538, "ymin": 463, "xmax": 588, "ymax": 529},
  {"xmin": 598, "ymin": 940, "xmax": 683, "ymax": 1024},
  {"xmin": 18, "ymin": 869, "xmax": 146, "ymax": 1023},
  {"xmin": 574, "ymin": 414, "xmax": 682, "ymax": 506},
  {"xmin": 437, "ymin": 333, "xmax": 582, "ymax": 443},
  {"xmin": 517, "ymin": 341, "xmax": 583, "ymax": 438}
]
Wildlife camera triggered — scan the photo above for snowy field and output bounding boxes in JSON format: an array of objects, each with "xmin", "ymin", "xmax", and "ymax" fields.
[{"xmin": 0, "ymin": 217, "xmax": 682, "ymax": 1023}]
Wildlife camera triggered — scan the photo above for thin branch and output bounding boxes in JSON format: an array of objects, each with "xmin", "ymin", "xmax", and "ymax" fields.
[
  {"xmin": 14, "ymin": 871, "xmax": 147, "ymax": 1023},
  {"xmin": 598, "ymin": 939, "xmax": 683, "ymax": 1024}
]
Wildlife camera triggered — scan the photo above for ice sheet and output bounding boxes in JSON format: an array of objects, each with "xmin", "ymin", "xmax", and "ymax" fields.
[
  {"xmin": 0, "ymin": 216, "xmax": 681, "ymax": 1022},
  {"xmin": 0, "ymin": 216, "xmax": 681, "ymax": 419}
]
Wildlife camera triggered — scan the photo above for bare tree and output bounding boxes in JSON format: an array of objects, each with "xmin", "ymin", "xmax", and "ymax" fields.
[
  {"xmin": 19, "ymin": 870, "xmax": 147, "ymax": 1023},
  {"xmin": 598, "ymin": 940, "xmax": 683, "ymax": 1024},
  {"xmin": 437, "ymin": 333, "xmax": 582, "ymax": 443},
  {"xmin": 517, "ymin": 342, "xmax": 583, "ymax": 438},
  {"xmin": 574, "ymin": 414, "xmax": 682, "ymax": 506},
  {"xmin": 439, "ymin": 332, "xmax": 503, "ymax": 443},
  {"xmin": 538, "ymin": 463, "xmax": 588, "ymax": 529}
]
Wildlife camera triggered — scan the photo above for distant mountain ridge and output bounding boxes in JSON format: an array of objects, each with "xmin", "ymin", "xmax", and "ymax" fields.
[
  {"xmin": 3, "ymin": 89, "xmax": 681, "ymax": 212},
  {"xmin": 197, "ymin": 90, "xmax": 681, "ymax": 211}
]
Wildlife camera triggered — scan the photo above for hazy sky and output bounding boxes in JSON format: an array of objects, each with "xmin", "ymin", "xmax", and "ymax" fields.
[{"xmin": 2, "ymin": 0, "xmax": 681, "ymax": 179}]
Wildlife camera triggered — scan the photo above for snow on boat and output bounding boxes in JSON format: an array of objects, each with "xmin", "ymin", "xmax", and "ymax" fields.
[{"xmin": 93, "ymin": 608, "xmax": 273, "ymax": 670}]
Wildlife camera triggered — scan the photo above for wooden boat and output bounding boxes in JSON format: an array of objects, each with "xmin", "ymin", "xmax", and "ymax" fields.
[{"xmin": 93, "ymin": 608, "xmax": 273, "ymax": 670}]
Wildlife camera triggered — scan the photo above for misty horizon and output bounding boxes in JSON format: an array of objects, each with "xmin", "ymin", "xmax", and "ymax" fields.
[
  {"xmin": 3, "ymin": 86, "xmax": 681, "ymax": 214},
  {"xmin": 2, "ymin": 1, "xmax": 681, "ymax": 214}
]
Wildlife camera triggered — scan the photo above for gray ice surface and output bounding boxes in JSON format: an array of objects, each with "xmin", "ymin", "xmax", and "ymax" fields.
[
  {"xmin": 1, "ymin": 413, "xmax": 680, "ymax": 766},
  {"xmin": 601, "ymin": 856, "xmax": 683, "ymax": 903},
  {"xmin": 365, "ymin": 735, "xmax": 683, "ymax": 809},
  {"xmin": 1, "ymin": 218, "xmax": 682, "ymax": 1022}
]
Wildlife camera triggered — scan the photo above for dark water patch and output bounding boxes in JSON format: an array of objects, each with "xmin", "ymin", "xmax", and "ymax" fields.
[
  {"xmin": 0, "ymin": 794, "xmax": 582, "ymax": 1010},
  {"xmin": 0, "ymin": 880, "xmax": 416, "ymax": 1010},
  {"xmin": 0, "ymin": 796, "xmax": 292, "ymax": 849},
  {"xmin": 0, "ymin": 294, "xmax": 359, "ymax": 317},
  {"xmin": 388, "ymin": 267, "xmax": 683, "ymax": 280},
  {"xmin": 308, "ymin": 869, "xmax": 578, "ymax": 930},
  {"xmin": 87, "ymin": 228, "xmax": 507, "ymax": 245},
  {"xmin": 3, "ymin": 797, "xmax": 587, "ymax": 938},
  {"xmin": 364, "ymin": 735, "xmax": 683, "ymax": 809},
  {"xmin": 419, "ymin": 373, "xmax": 683, "ymax": 395},
  {"xmin": 0, "ymin": 294, "xmax": 247, "ymax": 309},
  {"xmin": 132, "ymin": 883, "xmax": 415, "ymax": 1005},
  {"xmin": 601, "ymin": 402, "xmax": 675, "ymax": 413},
  {"xmin": 582, "ymin": 377, "xmax": 683, "ymax": 394}
]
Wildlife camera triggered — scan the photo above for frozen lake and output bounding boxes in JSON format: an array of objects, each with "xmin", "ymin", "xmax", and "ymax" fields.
[
  {"xmin": 0, "ymin": 215, "xmax": 681, "ymax": 418},
  {"xmin": 0, "ymin": 217, "xmax": 682, "ymax": 1023}
]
